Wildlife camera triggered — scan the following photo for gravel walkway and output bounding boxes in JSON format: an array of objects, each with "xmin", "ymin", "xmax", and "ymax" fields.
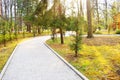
[{"xmin": 1, "ymin": 36, "xmax": 87, "ymax": 80}]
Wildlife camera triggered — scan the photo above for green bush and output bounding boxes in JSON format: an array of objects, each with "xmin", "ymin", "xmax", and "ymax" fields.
[
  {"xmin": 5, "ymin": 34, "xmax": 10, "ymax": 41},
  {"xmin": 0, "ymin": 34, "xmax": 16, "ymax": 43},
  {"xmin": 11, "ymin": 34, "xmax": 15, "ymax": 40},
  {"xmin": 115, "ymin": 29, "xmax": 120, "ymax": 34}
]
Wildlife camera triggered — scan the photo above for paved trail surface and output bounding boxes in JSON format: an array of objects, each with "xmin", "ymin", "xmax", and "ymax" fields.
[{"xmin": 1, "ymin": 36, "xmax": 87, "ymax": 80}]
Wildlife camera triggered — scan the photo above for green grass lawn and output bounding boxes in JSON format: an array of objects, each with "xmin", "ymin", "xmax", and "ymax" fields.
[{"xmin": 47, "ymin": 37, "xmax": 120, "ymax": 80}]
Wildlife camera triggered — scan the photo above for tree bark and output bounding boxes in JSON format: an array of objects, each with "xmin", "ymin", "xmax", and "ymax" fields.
[
  {"xmin": 86, "ymin": 0, "xmax": 93, "ymax": 38},
  {"xmin": 96, "ymin": 0, "xmax": 100, "ymax": 29},
  {"xmin": 105, "ymin": 0, "xmax": 108, "ymax": 29},
  {"xmin": 59, "ymin": 27, "xmax": 64, "ymax": 44},
  {"xmin": 3, "ymin": 0, "xmax": 7, "ymax": 46},
  {"xmin": 80, "ymin": 0, "xmax": 84, "ymax": 17},
  {"xmin": 14, "ymin": 0, "xmax": 18, "ymax": 40},
  {"xmin": 10, "ymin": 0, "xmax": 13, "ymax": 41},
  {"xmin": 38, "ymin": 26, "xmax": 41, "ymax": 34},
  {"xmin": 27, "ymin": 24, "xmax": 31, "ymax": 33},
  {"xmin": 0, "ymin": 0, "xmax": 2, "ymax": 16}
]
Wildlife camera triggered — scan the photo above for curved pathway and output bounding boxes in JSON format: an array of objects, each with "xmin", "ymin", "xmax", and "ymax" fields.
[{"xmin": 0, "ymin": 36, "xmax": 88, "ymax": 80}]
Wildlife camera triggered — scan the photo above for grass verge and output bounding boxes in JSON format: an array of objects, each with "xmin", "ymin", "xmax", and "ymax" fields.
[{"xmin": 46, "ymin": 37, "xmax": 120, "ymax": 80}]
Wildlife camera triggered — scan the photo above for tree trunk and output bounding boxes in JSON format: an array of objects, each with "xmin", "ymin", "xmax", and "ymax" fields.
[
  {"xmin": 7, "ymin": 1, "xmax": 11, "ymax": 42},
  {"xmin": 27, "ymin": 24, "xmax": 31, "ymax": 33},
  {"xmin": 4, "ymin": 1, "xmax": 7, "ymax": 19},
  {"xmin": 96, "ymin": 0, "xmax": 100, "ymax": 29},
  {"xmin": 59, "ymin": 27, "xmax": 64, "ymax": 44},
  {"xmin": 105, "ymin": 0, "xmax": 108, "ymax": 29},
  {"xmin": 75, "ymin": 31, "xmax": 78, "ymax": 57},
  {"xmin": 51, "ymin": 28, "xmax": 56, "ymax": 41},
  {"xmin": 38, "ymin": 26, "xmax": 41, "ymax": 34},
  {"xmin": 3, "ymin": 0, "xmax": 7, "ymax": 46},
  {"xmin": 3, "ymin": 28, "xmax": 6, "ymax": 47},
  {"xmin": 75, "ymin": 49, "xmax": 78, "ymax": 57},
  {"xmin": 86, "ymin": 0, "xmax": 93, "ymax": 38},
  {"xmin": 14, "ymin": 0, "xmax": 18, "ymax": 40},
  {"xmin": 80, "ymin": 0, "xmax": 84, "ymax": 17},
  {"xmin": 0, "ymin": 0, "xmax": 2, "ymax": 16},
  {"xmin": 10, "ymin": 0, "xmax": 13, "ymax": 41}
]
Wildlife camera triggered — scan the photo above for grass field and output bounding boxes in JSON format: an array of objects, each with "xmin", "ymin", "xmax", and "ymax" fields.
[{"xmin": 47, "ymin": 36, "xmax": 120, "ymax": 80}]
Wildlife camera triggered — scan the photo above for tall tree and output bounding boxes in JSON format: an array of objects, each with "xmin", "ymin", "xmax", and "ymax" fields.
[
  {"xmin": 0, "ymin": 0, "xmax": 2, "ymax": 16},
  {"xmin": 2, "ymin": 0, "xmax": 10, "ymax": 46},
  {"xmin": 9, "ymin": 0, "xmax": 13, "ymax": 41},
  {"xmin": 86, "ymin": 0, "xmax": 93, "ymax": 38},
  {"xmin": 104, "ymin": 0, "xmax": 108, "ymax": 29},
  {"xmin": 80, "ymin": 0, "xmax": 84, "ymax": 17},
  {"xmin": 14, "ymin": 0, "xmax": 18, "ymax": 40},
  {"xmin": 58, "ymin": 1, "xmax": 64, "ymax": 44},
  {"xmin": 50, "ymin": 0, "xmax": 58, "ymax": 41},
  {"xmin": 33, "ymin": 0, "xmax": 48, "ymax": 34},
  {"xmin": 50, "ymin": 0, "xmax": 65, "ymax": 44},
  {"xmin": 95, "ymin": 0, "xmax": 100, "ymax": 29}
]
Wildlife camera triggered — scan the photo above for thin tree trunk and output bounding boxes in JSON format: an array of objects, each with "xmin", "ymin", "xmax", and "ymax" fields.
[
  {"xmin": 75, "ymin": 29, "xmax": 79, "ymax": 57},
  {"xmin": 80, "ymin": 0, "xmax": 84, "ymax": 17},
  {"xmin": 3, "ymin": 0, "xmax": 7, "ymax": 47},
  {"xmin": 96, "ymin": 0, "xmax": 100, "ymax": 29},
  {"xmin": 3, "ymin": 30, "xmax": 6, "ymax": 47},
  {"xmin": 52, "ymin": 0, "xmax": 57, "ymax": 41},
  {"xmin": 58, "ymin": 1, "xmax": 64, "ymax": 44},
  {"xmin": 9, "ymin": 0, "xmax": 13, "ymax": 41},
  {"xmin": 26, "ymin": 0, "xmax": 31, "ymax": 33},
  {"xmin": 105, "ymin": 0, "xmax": 108, "ymax": 29},
  {"xmin": 51, "ymin": 28, "xmax": 55, "ymax": 41},
  {"xmin": 0, "ymin": 1, "xmax": 4, "ymax": 47},
  {"xmin": 59, "ymin": 27, "xmax": 64, "ymax": 44},
  {"xmin": 14, "ymin": 0, "xmax": 18, "ymax": 40},
  {"xmin": 4, "ymin": 0, "xmax": 7, "ymax": 19},
  {"xmin": 38, "ymin": 26, "xmax": 41, "ymax": 34},
  {"xmin": 9, "ymin": 15, "xmax": 12, "ymax": 41},
  {"xmin": 0, "ymin": 0, "xmax": 2, "ymax": 16}
]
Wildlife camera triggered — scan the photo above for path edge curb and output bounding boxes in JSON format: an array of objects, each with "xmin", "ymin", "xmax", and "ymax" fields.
[
  {"xmin": 0, "ymin": 45, "xmax": 19, "ymax": 80},
  {"xmin": 44, "ymin": 42, "xmax": 89, "ymax": 80}
]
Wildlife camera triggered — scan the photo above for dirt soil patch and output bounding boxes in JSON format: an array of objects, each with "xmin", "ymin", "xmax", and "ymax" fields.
[{"xmin": 82, "ymin": 37, "xmax": 120, "ymax": 46}]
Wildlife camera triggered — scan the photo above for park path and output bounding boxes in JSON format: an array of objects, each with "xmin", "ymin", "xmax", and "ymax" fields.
[{"xmin": 1, "ymin": 36, "xmax": 87, "ymax": 80}]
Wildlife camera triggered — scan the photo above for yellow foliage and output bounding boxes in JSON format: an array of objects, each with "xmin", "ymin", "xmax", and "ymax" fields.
[{"xmin": 47, "ymin": 37, "xmax": 120, "ymax": 80}]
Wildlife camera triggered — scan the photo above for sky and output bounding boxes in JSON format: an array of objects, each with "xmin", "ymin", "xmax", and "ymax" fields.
[{"xmin": 48, "ymin": 0, "xmax": 116, "ymax": 17}]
